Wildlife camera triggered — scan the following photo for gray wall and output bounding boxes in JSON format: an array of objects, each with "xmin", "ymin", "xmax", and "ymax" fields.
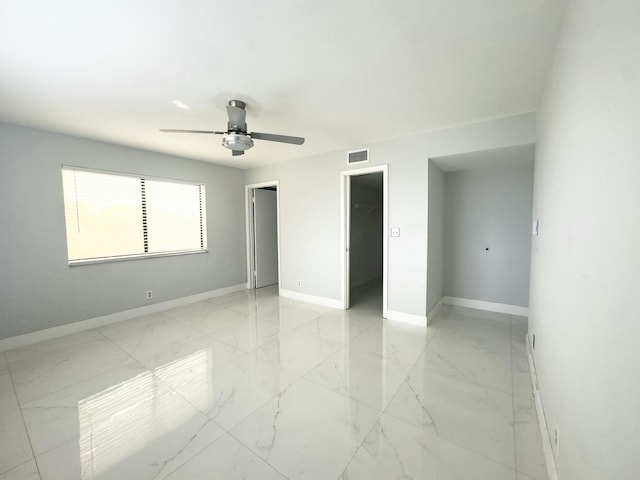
[
  {"xmin": 244, "ymin": 113, "xmax": 536, "ymax": 317},
  {"xmin": 444, "ymin": 162, "xmax": 534, "ymax": 307},
  {"xmin": 426, "ymin": 161, "xmax": 445, "ymax": 314},
  {"xmin": 0, "ymin": 123, "xmax": 246, "ymax": 340},
  {"xmin": 0, "ymin": 114, "xmax": 535, "ymax": 338},
  {"xmin": 349, "ymin": 174, "xmax": 383, "ymax": 288},
  {"xmin": 529, "ymin": 1, "xmax": 640, "ymax": 478}
]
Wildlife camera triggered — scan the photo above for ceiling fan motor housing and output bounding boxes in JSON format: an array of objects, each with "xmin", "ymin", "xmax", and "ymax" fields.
[{"xmin": 222, "ymin": 133, "xmax": 254, "ymax": 151}]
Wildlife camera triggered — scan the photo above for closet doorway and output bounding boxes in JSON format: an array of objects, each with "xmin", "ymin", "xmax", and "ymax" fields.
[
  {"xmin": 341, "ymin": 165, "xmax": 388, "ymax": 317},
  {"xmin": 245, "ymin": 182, "xmax": 280, "ymax": 290}
]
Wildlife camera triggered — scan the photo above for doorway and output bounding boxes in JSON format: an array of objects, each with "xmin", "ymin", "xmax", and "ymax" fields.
[
  {"xmin": 245, "ymin": 182, "xmax": 280, "ymax": 290},
  {"xmin": 341, "ymin": 165, "xmax": 388, "ymax": 317}
]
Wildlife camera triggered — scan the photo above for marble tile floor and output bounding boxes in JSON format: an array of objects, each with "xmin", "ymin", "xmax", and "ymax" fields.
[{"xmin": 0, "ymin": 284, "xmax": 547, "ymax": 479}]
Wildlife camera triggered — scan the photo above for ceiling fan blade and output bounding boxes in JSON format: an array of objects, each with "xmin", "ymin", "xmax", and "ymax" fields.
[
  {"xmin": 160, "ymin": 129, "xmax": 226, "ymax": 135},
  {"xmin": 232, "ymin": 150, "xmax": 245, "ymax": 156},
  {"xmin": 250, "ymin": 132, "xmax": 305, "ymax": 145},
  {"xmin": 226, "ymin": 104, "xmax": 247, "ymax": 132}
]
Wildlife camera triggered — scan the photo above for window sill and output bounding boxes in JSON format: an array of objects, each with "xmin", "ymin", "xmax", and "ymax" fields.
[{"xmin": 68, "ymin": 249, "xmax": 208, "ymax": 266}]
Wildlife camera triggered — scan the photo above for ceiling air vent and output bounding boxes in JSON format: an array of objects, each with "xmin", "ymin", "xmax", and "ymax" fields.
[{"xmin": 347, "ymin": 148, "xmax": 369, "ymax": 165}]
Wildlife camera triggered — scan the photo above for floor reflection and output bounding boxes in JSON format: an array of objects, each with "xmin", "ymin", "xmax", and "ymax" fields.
[{"xmin": 0, "ymin": 283, "xmax": 547, "ymax": 480}]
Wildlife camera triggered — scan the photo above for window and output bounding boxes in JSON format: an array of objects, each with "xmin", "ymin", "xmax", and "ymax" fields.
[{"xmin": 61, "ymin": 166, "xmax": 207, "ymax": 265}]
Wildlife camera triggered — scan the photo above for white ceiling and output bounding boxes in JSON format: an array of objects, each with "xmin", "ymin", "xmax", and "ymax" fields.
[{"xmin": 0, "ymin": 0, "xmax": 565, "ymax": 169}]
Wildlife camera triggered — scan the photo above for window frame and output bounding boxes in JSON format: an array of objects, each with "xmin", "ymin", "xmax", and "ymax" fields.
[{"xmin": 61, "ymin": 165, "xmax": 208, "ymax": 266}]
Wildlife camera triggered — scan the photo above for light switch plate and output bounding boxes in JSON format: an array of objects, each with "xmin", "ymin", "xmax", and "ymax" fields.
[
  {"xmin": 390, "ymin": 227, "xmax": 400, "ymax": 237},
  {"xmin": 532, "ymin": 219, "xmax": 539, "ymax": 236}
]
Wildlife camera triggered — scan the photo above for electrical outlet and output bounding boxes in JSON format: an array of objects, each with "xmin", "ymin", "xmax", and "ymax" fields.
[
  {"xmin": 146, "ymin": 290, "xmax": 153, "ymax": 299},
  {"xmin": 554, "ymin": 426, "xmax": 560, "ymax": 455},
  {"xmin": 297, "ymin": 280, "xmax": 301, "ymax": 287}
]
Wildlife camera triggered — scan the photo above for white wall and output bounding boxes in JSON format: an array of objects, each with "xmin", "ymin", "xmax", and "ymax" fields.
[
  {"xmin": 444, "ymin": 162, "xmax": 534, "ymax": 307},
  {"xmin": 0, "ymin": 123, "xmax": 246, "ymax": 340},
  {"xmin": 244, "ymin": 113, "xmax": 536, "ymax": 318},
  {"xmin": 426, "ymin": 161, "xmax": 445, "ymax": 314},
  {"xmin": 529, "ymin": 1, "xmax": 640, "ymax": 478}
]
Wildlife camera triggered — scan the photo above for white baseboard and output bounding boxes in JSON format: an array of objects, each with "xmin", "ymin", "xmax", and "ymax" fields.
[
  {"xmin": 279, "ymin": 289, "xmax": 343, "ymax": 309},
  {"xmin": 444, "ymin": 296, "xmax": 529, "ymax": 316},
  {"xmin": 426, "ymin": 297, "xmax": 445, "ymax": 325},
  {"xmin": 0, "ymin": 283, "xmax": 247, "ymax": 353},
  {"xmin": 386, "ymin": 309, "xmax": 427, "ymax": 327},
  {"xmin": 526, "ymin": 334, "xmax": 559, "ymax": 480}
]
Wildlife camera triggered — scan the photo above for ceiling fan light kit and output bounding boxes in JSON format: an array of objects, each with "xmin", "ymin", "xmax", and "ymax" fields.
[
  {"xmin": 160, "ymin": 99, "xmax": 305, "ymax": 157},
  {"xmin": 222, "ymin": 133, "xmax": 254, "ymax": 151}
]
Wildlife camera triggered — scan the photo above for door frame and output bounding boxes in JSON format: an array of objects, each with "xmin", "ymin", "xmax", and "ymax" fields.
[
  {"xmin": 245, "ymin": 181, "xmax": 281, "ymax": 290},
  {"xmin": 340, "ymin": 165, "xmax": 388, "ymax": 317}
]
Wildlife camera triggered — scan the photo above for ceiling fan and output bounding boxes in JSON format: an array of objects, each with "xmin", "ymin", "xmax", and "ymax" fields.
[{"xmin": 160, "ymin": 99, "xmax": 305, "ymax": 156}]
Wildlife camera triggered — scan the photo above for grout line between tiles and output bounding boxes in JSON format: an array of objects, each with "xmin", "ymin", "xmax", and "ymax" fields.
[
  {"xmin": 9, "ymin": 331, "xmax": 152, "ymax": 406},
  {"xmin": 94, "ymin": 327, "xmax": 151, "ymax": 373},
  {"xmin": 3, "ymin": 351, "xmax": 43, "ymax": 480},
  {"xmin": 225, "ymin": 429, "xmax": 293, "ymax": 480},
  {"xmin": 373, "ymin": 405, "xmax": 522, "ymax": 476},
  {"xmin": 335, "ymin": 407, "xmax": 385, "ymax": 480},
  {"xmin": 380, "ymin": 305, "xmax": 521, "ymax": 473}
]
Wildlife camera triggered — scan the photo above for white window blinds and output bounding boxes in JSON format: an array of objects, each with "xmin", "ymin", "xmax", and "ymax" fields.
[{"xmin": 61, "ymin": 167, "xmax": 207, "ymax": 264}]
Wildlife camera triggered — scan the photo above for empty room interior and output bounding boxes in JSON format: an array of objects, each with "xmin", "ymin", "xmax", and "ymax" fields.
[{"xmin": 0, "ymin": 1, "xmax": 638, "ymax": 479}]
